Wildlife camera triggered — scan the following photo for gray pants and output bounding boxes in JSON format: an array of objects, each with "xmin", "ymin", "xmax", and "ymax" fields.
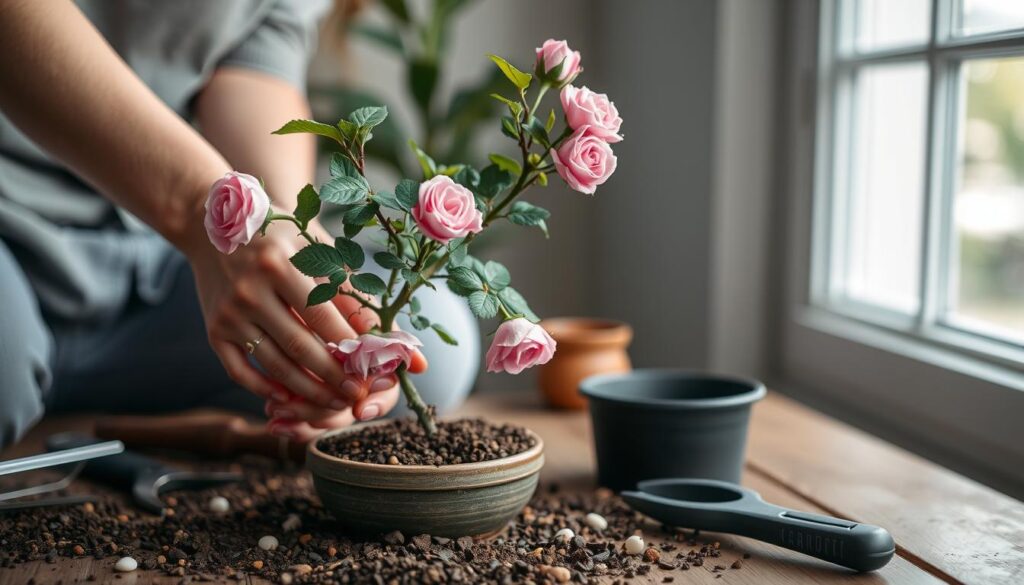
[{"xmin": 0, "ymin": 239, "xmax": 261, "ymax": 449}]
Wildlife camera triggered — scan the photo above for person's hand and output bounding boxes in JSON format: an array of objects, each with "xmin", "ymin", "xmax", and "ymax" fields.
[{"xmin": 186, "ymin": 212, "xmax": 425, "ymax": 439}]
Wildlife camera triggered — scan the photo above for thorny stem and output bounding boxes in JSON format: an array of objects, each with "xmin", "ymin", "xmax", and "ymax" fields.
[{"xmin": 397, "ymin": 364, "xmax": 436, "ymax": 435}]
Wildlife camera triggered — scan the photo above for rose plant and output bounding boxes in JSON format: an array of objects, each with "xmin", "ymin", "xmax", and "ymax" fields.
[{"xmin": 205, "ymin": 40, "xmax": 620, "ymax": 435}]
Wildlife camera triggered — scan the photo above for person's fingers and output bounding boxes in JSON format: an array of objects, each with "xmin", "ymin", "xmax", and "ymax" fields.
[
  {"xmin": 265, "ymin": 394, "xmax": 349, "ymax": 423},
  {"xmin": 276, "ymin": 272, "xmax": 359, "ymax": 344},
  {"xmin": 213, "ymin": 341, "xmax": 289, "ymax": 402},
  {"xmin": 241, "ymin": 325, "xmax": 345, "ymax": 409},
  {"xmin": 248, "ymin": 289, "xmax": 352, "ymax": 391},
  {"xmin": 409, "ymin": 350, "xmax": 428, "ymax": 374},
  {"xmin": 352, "ymin": 382, "xmax": 400, "ymax": 422},
  {"xmin": 268, "ymin": 411, "xmax": 355, "ymax": 441}
]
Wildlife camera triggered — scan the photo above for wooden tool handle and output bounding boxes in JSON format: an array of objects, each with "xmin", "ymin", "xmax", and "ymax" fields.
[{"xmin": 94, "ymin": 411, "xmax": 306, "ymax": 462}]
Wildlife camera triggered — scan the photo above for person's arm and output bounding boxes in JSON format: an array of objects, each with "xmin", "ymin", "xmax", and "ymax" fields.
[
  {"xmin": 0, "ymin": 0, "xmax": 222, "ymax": 254},
  {"xmin": 0, "ymin": 1, "xmax": 414, "ymax": 437}
]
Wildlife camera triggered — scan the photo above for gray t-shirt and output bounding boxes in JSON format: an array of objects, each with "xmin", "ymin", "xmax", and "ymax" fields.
[{"xmin": 0, "ymin": 0, "xmax": 329, "ymax": 321}]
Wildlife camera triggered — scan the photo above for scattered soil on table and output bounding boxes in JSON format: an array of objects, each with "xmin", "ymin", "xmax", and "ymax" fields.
[
  {"xmin": 316, "ymin": 417, "xmax": 537, "ymax": 466},
  {"xmin": 1, "ymin": 458, "xmax": 746, "ymax": 584}
]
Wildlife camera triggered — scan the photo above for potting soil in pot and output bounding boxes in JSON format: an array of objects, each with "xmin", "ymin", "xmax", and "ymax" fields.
[
  {"xmin": 1, "ymin": 459, "xmax": 749, "ymax": 584},
  {"xmin": 316, "ymin": 417, "xmax": 536, "ymax": 465}
]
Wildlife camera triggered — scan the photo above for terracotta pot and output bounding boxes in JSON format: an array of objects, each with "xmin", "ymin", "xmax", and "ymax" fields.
[
  {"xmin": 307, "ymin": 424, "xmax": 544, "ymax": 538},
  {"xmin": 538, "ymin": 317, "xmax": 633, "ymax": 409}
]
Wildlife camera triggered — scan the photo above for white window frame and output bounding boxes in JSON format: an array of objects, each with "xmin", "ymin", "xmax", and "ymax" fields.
[{"xmin": 778, "ymin": 0, "xmax": 1024, "ymax": 496}]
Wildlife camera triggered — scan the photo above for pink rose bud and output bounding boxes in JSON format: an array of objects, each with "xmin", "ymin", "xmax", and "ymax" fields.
[
  {"xmin": 411, "ymin": 175, "xmax": 484, "ymax": 244},
  {"xmin": 204, "ymin": 172, "xmax": 270, "ymax": 254},
  {"xmin": 560, "ymin": 85, "xmax": 623, "ymax": 143},
  {"xmin": 535, "ymin": 39, "xmax": 581, "ymax": 84},
  {"xmin": 550, "ymin": 126, "xmax": 618, "ymax": 194},
  {"xmin": 486, "ymin": 318, "xmax": 557, "ymax": 375},
  {"xmin": 327, "ymin": 331, "xmax": 423, "ymax": 380}
]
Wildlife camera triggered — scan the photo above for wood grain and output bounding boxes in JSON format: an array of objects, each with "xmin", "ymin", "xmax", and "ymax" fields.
[{"xmin": 747, "ymin": 393, "xmax": 1024, "ymax": 585}]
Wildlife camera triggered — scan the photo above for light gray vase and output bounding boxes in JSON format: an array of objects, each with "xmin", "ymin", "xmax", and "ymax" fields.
[{"xmin": 365, "ymin": 256, "xmax": 480, "ymax": 415}]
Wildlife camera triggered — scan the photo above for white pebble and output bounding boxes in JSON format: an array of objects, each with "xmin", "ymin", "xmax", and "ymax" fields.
[
  {"xmin": 258, "ymin": 535, "xmax": 279, "ymax": 551},
  {"xmin": 585, "ymin": 512, "xmax": 608, "ymax": 531},
  {"xmin": 114, "ymin": 556, "xmax": 138, "ymax": 572},
  {"xmin": 208, "ymin": 496, "xmax": 230, "ymax": 513},
  {"xmin": 553, "ymin": 528, "xmax": 574, "ymax": 543},
  {"xmin": 282, "ymin": 513, "xmax": 302, "ymax": 532},
  {"xmin": 624, "ymin": 535, "xmax": 645, "ymax": 555}
]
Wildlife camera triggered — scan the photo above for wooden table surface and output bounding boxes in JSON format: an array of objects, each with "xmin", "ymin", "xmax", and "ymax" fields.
[{"xmin": 2, "ymin": 390, "xmax": 1022, "ymax": 584}]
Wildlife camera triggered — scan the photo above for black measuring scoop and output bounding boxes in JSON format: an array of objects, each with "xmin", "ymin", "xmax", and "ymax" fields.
[{"xmin": 622, "ymin": 478, "xmax": 894, "ymax": 572}]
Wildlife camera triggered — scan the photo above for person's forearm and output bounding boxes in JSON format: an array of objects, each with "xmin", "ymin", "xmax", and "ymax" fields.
[
  {"xmin": 0, "ymin": 0, "xmax": 228, "ymax": 255},
  {"xmin": 195, "ymin": 68, "xmax": 316, "ymax": 213}
]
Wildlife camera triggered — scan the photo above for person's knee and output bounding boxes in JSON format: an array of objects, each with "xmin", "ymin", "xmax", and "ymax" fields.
[
  {"xmin": 0, "ymin": 333, "xmax": 49, "ymax": 449},
  {"xmin": 0, "ymin": 244, "xmax": 51, "ymax": 449}
]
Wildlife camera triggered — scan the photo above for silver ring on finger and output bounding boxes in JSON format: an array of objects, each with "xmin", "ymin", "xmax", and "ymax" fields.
[{"xmin": 244, "ymin": 334, "xmax": 265, "ymax": 355}]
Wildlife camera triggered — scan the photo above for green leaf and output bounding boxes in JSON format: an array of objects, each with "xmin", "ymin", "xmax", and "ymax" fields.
[
  {"xmin": 408, "ymin": 140, "xmax": 437, "ymax": 178},
  {"xmin": 409, "ymin": 59, "xmax": 439, "ymax": 116},
  {"xmin": 501, "ymin": 116, "xmax": 518, "ymax": 139},
  {"xmin": 410, "ymin": 314, "xmax": 431, "ymax": 330},
  {"xmin": 379, "ymin": 0, "xmax": 410, "ymax": 22},
  {"xmin": 272, "ymin": 119, "xmax": 342, "ymax": 143},
  {"xmin": 350, "ymin": 273, "xmax": 387, "ymax": 296},
  {"xmin": 320, "ymin": 175, "xmax": 369, "ymax": 205},
  {"xmin": 546, "ymin": 108, "xmax": 557, "ymax": 133},
  {"xmin": 329, "ymin": 271, "xmax": 348, "ymax": 286},
  {"xmin": 343, "ymin": 222, "xmax": 363, "ymax": 239},
  {"xmin": 525, "ymin": 116, "xmax": 550, "ymax": 147},
  {"xmin": 447, "ymin": 266, "xmax": 483, "ymax": 296},
  {"xmin": 488, "ymin": 153, "xmax": 521, "ymax": 175},
  {"xmin": 484, "ymin": 261, "xmax": 511, "ymax": 291},
  {"xmin": 537, "ymin": 171, "xmax": 548, "ymax": 187},
  {"xmin": 330, "ymin": 153, "xmax": 359, "ymax": 178},
  {"xmin": 290, "ymin": 244, "xmax": 345, "ymax": 278},
  {"xmin": 395, "ymin": 179, "xmax": 419, "ymax": 210},
  {"xmin": 293, "ymin": 184, "xmax": 321, "ymax": 225},
  {"xmin": 409, "ymin": 296, "xmax": 422, "ymax": 314},
  {"xmin": 489, "ymin": 93, "xmax": 523, "ymax": 117},
  {"xmin": 372, "ymin": 190, "xmax": 403, "ymax": 211},
  {"xmin": 342, "ymin": 202, "xmax": 379, "ymax": 227},
  {"xmin": 307, "ymin": 282, "xmax": 339, "ymax": 306},
  {"xmin": 507, "ymin": 201, "xmax": 551, "ymax": 236},
  {"xmin": 452, "ymin": 168, "xmax": 479, "ymax": 190},
  {"xmin": 401, "ymin": 268, "xmax": 430, "ymax": 289},
  {"xmin": 498, "ymin": 287, "xmax": 539, "ymax": 322},
  {"xmin": 334, "ymin": 237, "xmax": 365, "ymax": 269},
  {"xmin": 468, "ymin": 290, "xmax": 499, "ymax": 319},
  {"xmin": 448, "ymin": 238, "xmax": 469, "ymax": 266},
  {"xmin": 374, "ymin": 251, "xmax": 405, "ymax": 270},
  {"xmin": 350, "ymin": 106, "xmax": 388, "ymax": 128},
  {"xmin": 488, "ymin": 54, "xmax": 532, "ymax": 90},
  {"xmin": 431, "ymin": 322, "xmax": 459, "ymax": 345},
  {"xmin": 476, "ymin": 164, "xmax": 513, "ymax": 198},
  {"xmin": 337, "ymin": 119, "xmax": 358, "ymax": 141}
]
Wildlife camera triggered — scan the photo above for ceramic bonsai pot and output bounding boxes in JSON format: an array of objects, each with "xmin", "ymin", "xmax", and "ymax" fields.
[
  {"xmin": 537, "ymin": 317, "xmax": 633, "ymax": 409},
  {"xmin": 307, "ymin": 425, "xmax": 545, "ymax": 538}
]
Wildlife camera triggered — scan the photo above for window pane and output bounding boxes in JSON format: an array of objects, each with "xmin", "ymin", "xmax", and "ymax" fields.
[
  {"xmin": 957, "ymin": 0, "xmax": 1024, "ymax": 37},
  {"xmin": 948, "ymin": 58, "xmax": 1024, "ymax": 342},
  {"xmin": 851, "ymin": 0, "xmax": 931, "ymax": 51},
  {"xmin": 838, "ymin": 63, "xmax": 929, "ymax": 313}
]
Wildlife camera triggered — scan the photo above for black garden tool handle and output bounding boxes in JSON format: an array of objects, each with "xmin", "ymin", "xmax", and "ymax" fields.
[{"xmin": 622, "ymin": 490, "xmax": 895, "ymax": 572}]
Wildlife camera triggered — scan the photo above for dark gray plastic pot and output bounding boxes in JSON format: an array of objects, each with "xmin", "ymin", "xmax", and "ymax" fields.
[{"xmin": 580, "ymin": 370, "xmax": 766, "ymax": 491}]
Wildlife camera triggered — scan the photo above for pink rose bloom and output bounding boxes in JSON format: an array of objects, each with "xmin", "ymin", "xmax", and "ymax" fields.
[
  {"xmin": 327, "ymin": 331, "xmax": 423, "ymax": 380},
  {"xmin": 550, "ymin": 126, "xmax": 618, "ymax": 194},
  {"xmin": 535, "ymin": 39, "xmax": 581, "ymax": 84},
  {"xmin": 561, "ymin": 85, "xmax": 623, "ymax": 143},
  {"xmin": 411, "ymin": 175, "xmax": 483, "ymax": 244},
  {"xmin": 204, "ymin": 172, "xmax": 270, "ymax": 254},
  {"xmin": 486, "ymin": 318, "xmax": 557, "ymax": 375}
]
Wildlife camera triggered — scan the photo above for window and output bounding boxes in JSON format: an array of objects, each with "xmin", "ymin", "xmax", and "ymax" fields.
[
  {"xmin": 778, "ymin": 0, "xmax": 1024, "ymax": 496},
  {"xmin": 816, "ymin": 0, "xmax": 1024, "ymax": 362}
]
